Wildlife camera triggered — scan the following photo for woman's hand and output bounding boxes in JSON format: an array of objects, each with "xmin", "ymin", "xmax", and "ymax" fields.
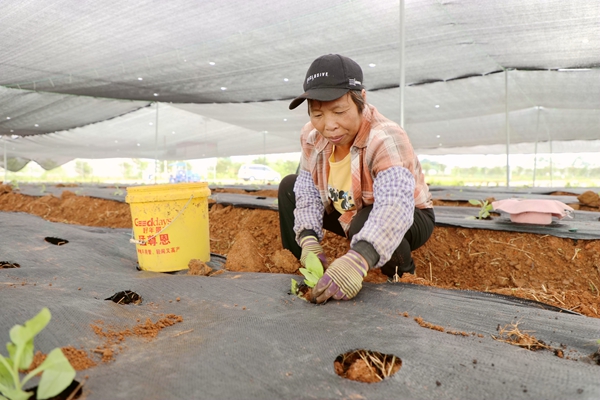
[
  {"xmin": 312, "ymin": 250, "xmax": 368, "ymax": 303},
  {"xmin": 299, "ymin": 236, "xmax": 328, "ymax": 268}
]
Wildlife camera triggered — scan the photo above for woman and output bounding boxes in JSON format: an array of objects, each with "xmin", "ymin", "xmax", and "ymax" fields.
[{"xmin": 279, "ymin": 54, "xmax": 434, "ymax": 303}]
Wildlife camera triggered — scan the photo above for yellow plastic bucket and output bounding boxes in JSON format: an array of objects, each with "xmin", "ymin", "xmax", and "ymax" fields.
[{"xmin": 125, "ymin": 182, "xmax": 211, "ymax": 272}]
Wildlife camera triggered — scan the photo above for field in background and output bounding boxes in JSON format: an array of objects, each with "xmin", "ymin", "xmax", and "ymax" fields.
[{"xmin": 2, "ymin": 152, "xmax": 600, "ymax": 188}]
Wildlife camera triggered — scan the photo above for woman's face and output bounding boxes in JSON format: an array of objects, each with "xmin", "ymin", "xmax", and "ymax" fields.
[{"xmin": 309, "ymin": 91, "xmax": 364, "ymax": 151}]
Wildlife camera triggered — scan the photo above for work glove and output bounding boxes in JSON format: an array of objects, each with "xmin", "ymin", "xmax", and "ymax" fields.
[
  {"xmin": 299, "ymin": 235, "xmax": 328, "ymax": 269},
  {"xmin": 312, "ymin": 250, "xmax": 369, "ymax": 304}
]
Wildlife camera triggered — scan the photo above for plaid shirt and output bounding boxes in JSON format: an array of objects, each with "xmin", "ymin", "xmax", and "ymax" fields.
[{"xmin": 293, "ymin": 104, "xmax": 432, "ymax": 268}]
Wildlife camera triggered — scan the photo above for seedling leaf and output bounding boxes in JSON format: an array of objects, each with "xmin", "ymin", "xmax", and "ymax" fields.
[
  {"xmin": 0, "ymin": 308, "xmax": 75, "ymax": 400},
  {"xmin": 299, "ymin": 268, "xmax": 315, "ymax": 280},
  {"xmin": 0, "ymin": 386, "xmax": 29, "ymax": 400},
  {"xmin": 0, "ymin": 355, "xmax": 14, "ymax": 386},
  {"xmin": 9, "ymin": 308, "xmax": 50, "ymax": 370},
  {"xmin": 6, "ymin": 341, "xmax": 34, "ymax": 372},
  {"xmin": 9, "ymin": 307, "xmax": 50, "ymax": 346},
  {"xmin": 35, "ymin": 348, "xmax": 76, "ymax": 400},
  {"xmin": 298, "ymin": 253, "xmax": 324, "ymax": 288},
  {"xmin": 299, "ymin": 270, "xmax": 318, "ymax": 287},
  {"xmin": 306, "ymin": 276, "xmax": 319, "ymax": 287},
  {"xmin": 290, "ymin": 279, "xmax": 298, "ymax": 295},
  {"xmin": 305, "ymin": 252, "xmax": 324, "ymax": 277},
  {"xmin": 469, "ymin": 199, "xmax": 493, "ymax": 220}
]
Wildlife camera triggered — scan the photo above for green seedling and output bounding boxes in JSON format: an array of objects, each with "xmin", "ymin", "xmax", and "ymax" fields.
[
  {"xmin": 290, "ymin": 278, "xmax": 299, "ymax": 295},
  {"xmin": 290, "ymin": 252, "xmax": 324, "ymax": 296},
  {"xmin": 39, "ymin": 184, "xmax": 46, "ymax": 194},
  {"xmin": 0, "ymin": 308, "xmax": 75, "ymax": 400},
  {"xmin": 468, "ymin": 199, "xmax": 493, "ymax": 220},
  {"xmin": 299, "ymin": 252, "xmax": 324, "ymax": 287},
  {"xmin": 112, "ymin": 185, "xmax": 123, "ymax": 196}
]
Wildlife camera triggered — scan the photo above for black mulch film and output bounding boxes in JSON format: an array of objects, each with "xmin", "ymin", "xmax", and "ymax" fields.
[
  {"xmin": 13, "ymin": 184, "xmax": 600, "ymax": 240},
  {"xmin": 1, "ymin": 186, "xmax": 600, "ymax": 399}
]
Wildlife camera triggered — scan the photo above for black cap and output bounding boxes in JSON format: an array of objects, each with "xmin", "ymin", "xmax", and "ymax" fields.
[{"xmin": 289, "ymin": 54, "xmax": 364, "ymax": 110}]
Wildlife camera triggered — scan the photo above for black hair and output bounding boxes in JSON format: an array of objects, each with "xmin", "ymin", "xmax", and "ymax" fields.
[{"xmin": 307, "ymin": 90, "xmax": 365, "ymax": 115}]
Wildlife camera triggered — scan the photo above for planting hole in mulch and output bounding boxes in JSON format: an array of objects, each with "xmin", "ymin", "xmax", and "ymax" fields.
[
  {"xmin": 104, "ymin": 290, "xmax": 143, "ymax": 305},
  {"xmin": 44, "ymin": 237, "xmax": 69, "ymax": 246},
  {"xmin": 291, "ymin": 280, "xmax": 314, "ymax": 302},
  {"xmin": 334, "ymin": 349, "xmax": 402, "ymax": 383},
  {"xmin": 587, "ymin": 350, "xmax": 600, "ymax": 365},
  {"xmin": 0, "ymin": 261, "xmax": 20, "ymax": 268},
  {"xmin": 27, "ymin": 379, "xmax": 83, "ymax": 400}
]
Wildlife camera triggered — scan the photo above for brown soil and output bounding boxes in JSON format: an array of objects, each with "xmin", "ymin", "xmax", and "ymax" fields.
[
  {"xmin": 21, "ymin": 313, "xmax": 184, "ymax": 387},
  {"xmin": 90, "ymin": 314, "xmax": 184, "ymax": 362},
  {"xmin": 402, "ymin": 312, "xmax": 484, "ymax": 337},
  {"xmin": 188, "ymin": 259, "xmax": 214, "ymax": 276},
  {"xmin": 25, "ymin": 347, "xmax": 97, "ymax": 373},
  {"xmin": 1, "ymin": 184, "xmax": 599, "ymax": 319}
]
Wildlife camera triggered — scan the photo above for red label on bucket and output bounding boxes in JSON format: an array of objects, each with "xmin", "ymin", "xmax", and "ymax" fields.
[{"xmin": 136, "ymin": 233, "xmax": 172, "ymax": 246}]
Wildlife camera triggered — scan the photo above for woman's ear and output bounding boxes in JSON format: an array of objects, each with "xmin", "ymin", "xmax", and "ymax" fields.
[{"xmin": 361, "ymin": 89, "xmax": 367, "ymax": 102}]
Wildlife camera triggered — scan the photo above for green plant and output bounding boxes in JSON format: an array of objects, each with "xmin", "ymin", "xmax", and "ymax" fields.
[
  {"xmin": 9, "ymin": 181, "xmax": 19, "ymax": 191},
  {"xmin": 290, "ymin": 278, "xmax": 299, "ymax": 295},
  {"xmin": 290, "ymin": 252, "xmax": 324, "ymax": 295},
  {"xmin": 468, "ymin": 199, "xmax": 493, "ymax": 220},
  {"xmin": 299, "ymin": 252, "xmax": 324, "ymax": 287},
  {"xmin": 39, "ymin": 184, "xmax": 46, "ymax": 194},
  {"xmin": 112, "ymin": 185, "xmax": 123, "ymax": 196},
  {"xmin": 0, "ymin": 308, "xmax": 75, "ymax": 400}
]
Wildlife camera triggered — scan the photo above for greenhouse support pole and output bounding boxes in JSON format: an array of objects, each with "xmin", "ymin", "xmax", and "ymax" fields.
[
  {"xmin": 505, "ymin": 69, "xmax": 510, "ymax": 187},
  {"xmin": 154, "ymin": 102, "xmax": 159, "ymax": 184},
  {"xmin": 532, "ymin": 106, "xmax": 540, "ymax": 186},
  {"xmin": 214, "ymin": 143, "xmax": 217, "ymax": 181},
  {"xmin": 399, "ymin": 0, "xmax": 406, "ymax": 128},
  {"xmin": 550, "ymin": 141, "xmax": 554, "ymax": 186},
  {"xmin": 3, "ymin": 138, "xmax": 6, "ymax": 184}
]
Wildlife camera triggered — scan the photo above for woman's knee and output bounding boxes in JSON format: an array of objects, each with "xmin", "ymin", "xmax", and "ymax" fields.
[
  {"xmin": 380, "ymin": 240, "xmax": 415, "ymax": 278},
  {"xmin": 405, "ymin": 207, "xmax": 435, "ymax": 250}
]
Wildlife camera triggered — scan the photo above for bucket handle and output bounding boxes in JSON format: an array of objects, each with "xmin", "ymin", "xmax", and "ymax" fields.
[{"xmin": 129, "ymin": 194, "xmax": 194, "ymax": 245}]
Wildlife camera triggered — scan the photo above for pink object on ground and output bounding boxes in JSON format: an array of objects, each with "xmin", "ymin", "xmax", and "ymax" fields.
[{"xmin": 491, "ymin": 199, "xmax": 574, "ymax": 225}]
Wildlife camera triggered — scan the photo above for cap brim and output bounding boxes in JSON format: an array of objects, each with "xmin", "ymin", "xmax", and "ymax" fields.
[{"xmin": 288, "ymin": 88, "xmax": 351, "ymax": 110}]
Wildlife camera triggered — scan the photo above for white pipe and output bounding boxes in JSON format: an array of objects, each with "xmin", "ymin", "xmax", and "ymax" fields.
[
  {"xmin": 399, "ymin": 0, "xmax": 406, "ymax": 128},
  {"xmin": 3, "ymin": 138, "xmax": 6, "ymax": 184},
  {"xmin": 550, "ymin": 141, "xmax": 553, "ymax": 186},
  {"xmin": 533, "ymin": 107, "xmax": 540, "ymax": 186},
  {"xmin": 154, "ymin": 102, "xmax": 159, "ymax": 184},
  {"xmin": 505, "ymin": 69, "xmax": 510, "ymax": 187}
]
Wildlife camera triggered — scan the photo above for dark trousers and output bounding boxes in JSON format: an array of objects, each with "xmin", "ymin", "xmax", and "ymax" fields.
[{"xmin": 278, "ymin": 174, "xmax": 435, "ymax": 278}]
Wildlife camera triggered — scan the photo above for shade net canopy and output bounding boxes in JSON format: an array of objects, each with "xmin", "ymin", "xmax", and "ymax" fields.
[{"xmin": 0, "ymin": 0, "xmax": 599, "ymax": 170}]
